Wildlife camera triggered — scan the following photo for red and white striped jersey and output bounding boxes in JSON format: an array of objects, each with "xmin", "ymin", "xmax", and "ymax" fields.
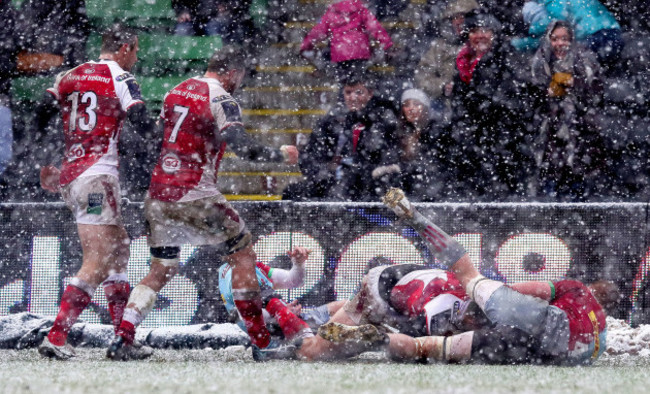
[
  {"xmin": 47, "ymin": 60, "xmax": 144, "ymax": 185},
  {"xmin": 148, "ymin": 77, "xmax": 243, "ymax": 202}
]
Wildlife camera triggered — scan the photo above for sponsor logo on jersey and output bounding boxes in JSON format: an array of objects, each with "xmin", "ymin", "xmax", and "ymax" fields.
[
  {"xmin": 169, "ymin": 89, "xmax": 207, "ymax": 102},
  {"xmin": 87, "ymin": 193, "xmax": 104, "ymax": 215},
  {"xmin": 66, "ymin": 143, "xmax": 85, "ymax": 161},
  {"xmin": 65, "ymin": 74, "xmax": 111, "ymax": 84},
  {"xmin": 84, "ymin": 68, "xmax": 95, "ymax": 74},
  {"xmin": 115, "ymin": 72, "xmax": 133, "ymax": 82},
  {"xmin": 212, "ymin": 95, "xmax": 230, "ymax": 103},
  {"xmin": 161, "ymin": 153, "xmax": 181, "ymax": 174},
  {"xmin": 186, "ymin": 85, "xmax": 196, "ymax": 91}
]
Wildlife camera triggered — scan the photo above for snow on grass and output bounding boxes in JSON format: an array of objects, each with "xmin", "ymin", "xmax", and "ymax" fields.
[{"xmin": 2, "ymin": 318, "xmax": 650, "ymax": 394}]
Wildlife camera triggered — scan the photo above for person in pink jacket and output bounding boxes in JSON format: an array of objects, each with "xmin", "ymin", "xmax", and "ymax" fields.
[{"xmin": 300, "ymin": 0, "xmax": 393, "ymax": 81}]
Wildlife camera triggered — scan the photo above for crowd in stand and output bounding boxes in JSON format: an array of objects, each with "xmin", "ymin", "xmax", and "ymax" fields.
[
  {"xmin": 1, "ymin": 0, "xmax": 649, "ymax": 203},
  {"xmin": 291, "ymin": 0, "xmax": 650, "ymax": 202}
]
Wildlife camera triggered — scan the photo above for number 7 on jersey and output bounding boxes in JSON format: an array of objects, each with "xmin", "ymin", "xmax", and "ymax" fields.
[{"xmin": 169, "ymin": 105, "xmax": 189, "ymax": 143}]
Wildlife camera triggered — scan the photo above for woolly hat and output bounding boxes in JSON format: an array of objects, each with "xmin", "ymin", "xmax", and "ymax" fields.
[{"xmin": 401, "ymin": 88, "xmax": 430, "ymax": 107}]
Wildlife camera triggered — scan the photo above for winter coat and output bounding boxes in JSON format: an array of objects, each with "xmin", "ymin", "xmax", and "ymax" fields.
[
  {"xmin": 414, "ymin": 0, "xmax": 479, "ymax": 99},
  {"xmin": 299, "ymin": 97, "xmax": 398, "ymax": 200},
  {"xmin": 16, "ymin": 0, "xmax": 89, "ymax": 64},
  {"xmin": 449, "ymin": 33, "xmax": 531, "ymax": 199},
  {"xmin": 528, "ymin": 21, "xmax": 606, "ymax": 199},
  {"xmin": 386, "ymin": 118, "xmax": 455, "ymax": 201},
  {"xmin": 512, "ymin": 0, "xmax": 620, "ymax": 51},
  {"xmin": 300, "ymin": 0, "xmax": 393, "ymax": 63}
]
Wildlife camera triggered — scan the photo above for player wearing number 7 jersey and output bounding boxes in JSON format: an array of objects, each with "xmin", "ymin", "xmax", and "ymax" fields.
[
  {"xmin": 37, "ymin": 24, "xmax": 156, "ymax": 360},
  {"xmin": 106, "ymin": 46, "xmax": 300, "ymax": 360}
]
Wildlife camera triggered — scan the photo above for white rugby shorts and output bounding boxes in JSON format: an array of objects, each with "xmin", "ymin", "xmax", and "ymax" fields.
[
  {"xmin": 144, "ymin": 194, "xmax": 251, "ymax": 255},
  {"xmin": 61, "ymin": 174, "xmax": 123, "ymax": 226}
]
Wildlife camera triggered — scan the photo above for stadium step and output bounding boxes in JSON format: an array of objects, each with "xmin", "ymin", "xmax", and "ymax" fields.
[{"xmin": 85, "ymin": 0, "xmax": 175, "ymax": 29}]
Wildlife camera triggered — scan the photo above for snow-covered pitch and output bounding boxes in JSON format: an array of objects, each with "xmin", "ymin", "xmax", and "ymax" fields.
[{"xmin": 1, "ymin": 317, "xmax": 650, "ymax": 394}]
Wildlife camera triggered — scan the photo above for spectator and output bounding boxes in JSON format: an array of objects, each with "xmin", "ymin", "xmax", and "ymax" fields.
[
  {"xmin": 372, "ymin": 89, "xmax": 453, "ymax": 201},
  {"xmin": 172, "ymin": 0, "xmax": 202, "ymax": 36},
  {"xmin": 299, "ymin": 0, "xmax": 393, "ymax": 82},
  {"xmin": 513, "ymin": 1, "xmax": 624, "ymax": 73},
  {"xmin": 15, "ymin": 0, "xmax": 89, "ymax": 72},
  {"xmin": 448, "ymin": 9, "xmax": 531, "ymax": 200},
  {"xmin": 0, "ymin": 0, "xmax": 17, "ymax": 181},
  {"xmin": 204, "ymin": 0, "xmax": 259, "ymax": 45},
  {"xmin": 414, "ymin": 0, "xmax": 479, "ymax": 121},
  {"xmin": 528, "ymin": 20, "xmax": 608, "ymax": 201},
  {"xmin": 173, "ymin": 0, "xmax": 258, "ymax": 45},
  {"xmin": 283, "ymin": 73, "xmax": 398, "ymax": 201}
]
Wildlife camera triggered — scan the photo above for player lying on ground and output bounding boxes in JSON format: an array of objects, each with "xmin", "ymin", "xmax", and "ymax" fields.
[
  {"xmin": 359, "ymin": 188, "xmax": 617, "ymax": 365},
  {"xmin": 311, "ymin": 188, "xmax": 618, "ymax": 364},
  {"xmin": 218, "ymin": 246, "xmax": 345, "ymax": 360}
]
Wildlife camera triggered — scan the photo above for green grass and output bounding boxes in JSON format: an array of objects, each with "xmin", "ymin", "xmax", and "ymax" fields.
[{"xmin": 1, "ymin": 348, "xmax": 649, "ymax": 394}]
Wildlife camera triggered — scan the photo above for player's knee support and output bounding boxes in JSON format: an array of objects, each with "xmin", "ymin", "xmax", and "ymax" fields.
[{"xmin": 150, "ymin": 246, "xmax": 180, "ymax": 268}]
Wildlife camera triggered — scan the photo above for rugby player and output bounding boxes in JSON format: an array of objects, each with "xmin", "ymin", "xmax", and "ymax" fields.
[
  {"xmin": 369, "ymin": 187, "xmax": 616, "ymax": 365},
  {"xmin": 106, "ymin": 46, "xmax": 299, "ymax": 360},
  {"xmin": 218, "ymin": 246, "xmax": 345, "ymax": 360},
  {"xmin": 38, "ymin": 24, "xmax": 155, "ymax": 360}
]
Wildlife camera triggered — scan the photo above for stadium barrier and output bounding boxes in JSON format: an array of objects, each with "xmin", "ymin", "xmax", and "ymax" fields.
[{"xmin": 1, "ymin": 201, "xmax": 649, "ymax": 327}]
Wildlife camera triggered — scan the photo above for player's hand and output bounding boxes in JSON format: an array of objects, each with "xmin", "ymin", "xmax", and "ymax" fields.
[
  {"xmin": 287, "ymin": 299, "xmax": 302, "ymax": 316},
  {"xmin": 280, "ymin": 145, "xmax": 299, "ymax": 165},
  {"xmin": 288, "ymin": 246, "xmax": 311, "ymax": 266},
  {"xmin": 40, "ymin": 165, "xmax": 61, "ymax": 193}
]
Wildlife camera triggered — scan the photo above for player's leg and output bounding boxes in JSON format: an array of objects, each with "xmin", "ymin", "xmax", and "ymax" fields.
[
  {"xmin": 385, "ymin": 331, "xmax": 474, "ymax": 363},
  {"xmin": 226, "ymin": 244, "xmax": 272, "ymax": 349},
  {"xmin": 41, "ymin": 223, "xmax": 128, "ymax": 359},
  {"xmin": 101, "ymin": 224, "xmax": 131, "ymax": 334},
  {"xmin": 387, "ymin": 324, "xmax": 541, "ymax": 364},
  {"xmin": 266, "ymin": 297, "xmax": 313, "ymax": 341},
  {"xmin": 113, "ymin": 246, "xmax": 180, "ymax": 343},
  {"xmin": 382, "ymin": 189, "xmax": 502, "ymax": 321},
  {"xmin": 382, "ymin": 188, "xmax": 479, "ymax": 288}
]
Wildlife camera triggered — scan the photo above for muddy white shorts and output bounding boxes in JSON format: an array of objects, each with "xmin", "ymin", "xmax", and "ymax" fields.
[
  {"xmin": 144, "ymin": 194, "xmax": 251, "ymax": 255},
  {"xmin": 61, "ymin": 174, "xmax": 123, "ymax": 226}
]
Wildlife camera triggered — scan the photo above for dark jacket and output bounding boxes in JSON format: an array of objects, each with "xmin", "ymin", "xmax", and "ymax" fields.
[
  {"xmin": 528, "ymin": 21, "xmax": 607, "ymax": 200},
  {"xmin": 299, "ymin": 97, "xmax": 398, "ymax": 201},
  {"xmin": 450, "ymin": 32, "xmax": 530, "ymax": 199},
  {"xmin": 387, "ymin": 118, "xmax": 454, "ymax": 201},
  {"xmin": 16, "ymin": 0, "xmax": 89, "ymax": 65}
]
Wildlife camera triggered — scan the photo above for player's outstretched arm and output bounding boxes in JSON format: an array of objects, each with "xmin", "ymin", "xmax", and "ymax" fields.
[
  {"xmin": 221, "ymin": 124, "xmax": 298, "ymax": 164},
  {"xmin": 269, "ymin": 247, "xmax": 310, "ymax": 289}
]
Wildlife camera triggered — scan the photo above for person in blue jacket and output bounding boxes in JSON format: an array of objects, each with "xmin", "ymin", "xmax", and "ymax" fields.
[{"xmin": 512, "ymin": 0, "xmax": 623, "ymax": 72}]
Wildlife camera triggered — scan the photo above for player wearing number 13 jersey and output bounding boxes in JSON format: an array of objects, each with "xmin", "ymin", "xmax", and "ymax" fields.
[
  {"xmin": 38, "ymin": 25, "xmax": 155, "ymax": 360},
  {"xmin": 108, "ymin": 46, "xmax": 300, "ymax": 361}
]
